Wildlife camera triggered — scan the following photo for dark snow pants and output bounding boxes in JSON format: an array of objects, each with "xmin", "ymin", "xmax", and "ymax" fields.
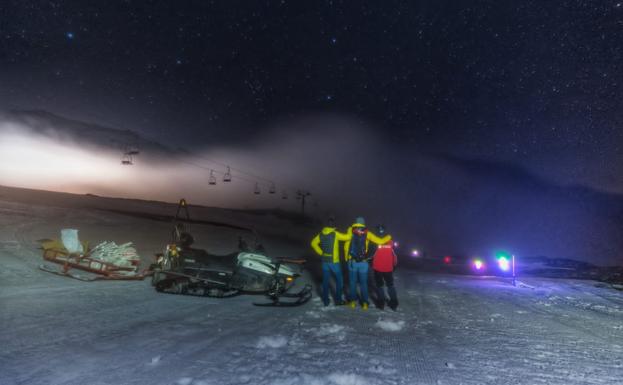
[{"xmin": 374, "ymin": 270, "xmax": 397, "ymax": 307}]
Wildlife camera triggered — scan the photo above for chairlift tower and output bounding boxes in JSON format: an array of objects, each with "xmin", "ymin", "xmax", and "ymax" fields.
[{"xmin": 296, "ymin": 190, "xmax": 311, "ymax": 216}]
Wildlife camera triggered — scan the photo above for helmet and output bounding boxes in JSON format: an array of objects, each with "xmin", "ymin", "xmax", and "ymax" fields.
[{"xmin": 376, "ymin": 224, "xmax": 386, "ymax": 235}]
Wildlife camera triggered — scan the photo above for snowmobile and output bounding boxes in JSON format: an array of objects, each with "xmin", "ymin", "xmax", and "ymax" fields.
[
  {"xmin": 150, "ymin": 199, "xmax": 311, "ymax": 306},
  {"xmin": 151, "ymin": 232, "xmax": 311, "ymax": 306}
]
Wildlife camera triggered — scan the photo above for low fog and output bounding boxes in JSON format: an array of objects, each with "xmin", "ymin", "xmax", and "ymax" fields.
[{"xmin": 0, "ymin": 110, "xmax": 621, "ymax": 265}]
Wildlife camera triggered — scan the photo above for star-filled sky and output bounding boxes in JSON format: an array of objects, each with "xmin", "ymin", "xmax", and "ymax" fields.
[{"xmin": 1, "ymin": 0, "xmax": 622, "ymax": 194}]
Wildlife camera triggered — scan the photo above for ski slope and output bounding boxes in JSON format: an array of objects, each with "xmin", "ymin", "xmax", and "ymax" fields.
[{"xmin": 1, "ymin": 193, "xmax": 622, "ymax": 385}]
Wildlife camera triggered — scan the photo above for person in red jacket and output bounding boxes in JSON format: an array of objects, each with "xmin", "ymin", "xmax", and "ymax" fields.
[{"xmin": 371, "ymin": 225, "xmax": 398, "ymax": 310}]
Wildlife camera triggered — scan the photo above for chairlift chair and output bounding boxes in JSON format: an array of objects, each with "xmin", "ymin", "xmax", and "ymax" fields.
[
  {"xmin": 124, "ymin": 143, "xmax": 140, "ymax": 156},
  {"xmin": 269, "ymin": 182, "xmax": 276, "ymax": 194},
  {"xmin": 281, "ymin": 190, "xmax": 288, "ymax": 200},
  {"xmin": 254, "ymin": 182, "xmax": 261, "ymax": 195},
  {"xmin": 223, "ymin": 166, "xmax": 232, "ymax": 182},
  {"xmin": 209, "ymin": 170, "xmax": 217, "ymax": 185},
  {"xmin": 121, "ymin": 153, "xmax": 133, "ymax": 165}
]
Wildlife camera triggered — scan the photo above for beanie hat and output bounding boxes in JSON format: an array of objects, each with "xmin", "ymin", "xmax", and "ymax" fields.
[
  {"xmin": 355, "ymin": 216, "xmax": 366, "ymax": 226},
  {"xmin": 376, "ymin": 224, "xmax": 386, "ymax": 234},
  {"xmin": 326, "ymin": 216, "xmax": 335, "ymax": 227}
]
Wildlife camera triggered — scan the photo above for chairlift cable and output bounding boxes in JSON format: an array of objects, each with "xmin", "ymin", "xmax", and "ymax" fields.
[
  {"xmin": 183, "ymin": 152, "xmax": 274, "ymax": 184},
  {"xmin": 168, "ymin": 153, "xmax": 258, "ymax": 186}
]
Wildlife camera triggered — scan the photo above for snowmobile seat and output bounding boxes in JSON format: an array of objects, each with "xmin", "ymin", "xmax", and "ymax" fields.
[
  {"xmin": 204, "ymin": 252, "xmax": 239, "ymax": 273},
  {"xmin": 179, "ymin": 248, "xmax": 238, "ymax": 274}
]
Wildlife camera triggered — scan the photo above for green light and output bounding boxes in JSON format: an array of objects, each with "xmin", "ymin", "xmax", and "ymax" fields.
[{"xmin": 495, "ymin": 251, "xmax": 510, "ymax": 260}]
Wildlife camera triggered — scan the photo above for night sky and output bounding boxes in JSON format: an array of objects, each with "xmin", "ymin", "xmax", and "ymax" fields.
[{"xmin": 1, "ymin": 0, "xmax": 622, "ymax": 194}]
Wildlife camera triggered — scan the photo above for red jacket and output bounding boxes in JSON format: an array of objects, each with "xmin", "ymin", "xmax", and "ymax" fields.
[{"xmin": 372, "ymin": 240, "xmax": 397, "ymax": 272}]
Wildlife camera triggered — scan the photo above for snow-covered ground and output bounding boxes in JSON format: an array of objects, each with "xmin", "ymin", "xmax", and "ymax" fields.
[{"xmin": 1, "ymin": 190, "xmax": 622, "ymax": 385}]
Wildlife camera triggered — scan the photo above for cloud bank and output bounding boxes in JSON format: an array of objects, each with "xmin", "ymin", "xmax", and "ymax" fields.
[{"xmin": 1, "ymin": 110, "xmax": 621, "ymax": 265}]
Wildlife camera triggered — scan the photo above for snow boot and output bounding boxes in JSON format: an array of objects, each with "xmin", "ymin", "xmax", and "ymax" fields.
[
  {"xmin": 388, "ymin": 299, "xmax": 398, "ymax": 311},
  {"xmin": 362, "ymin": 302, "xmax": 369, "ymax": 311},
  {"xmin": 349, "ymin": 300, "xmax": 357, "ymax": 309}
]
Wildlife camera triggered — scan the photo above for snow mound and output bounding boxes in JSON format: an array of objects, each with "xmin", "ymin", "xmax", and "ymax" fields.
[
  {"xmin": 175, "ymin": 378, "xmax": 211, "ymax": 385},
  {"xmin": 311, "ymin": 323, "xmax": 347, "ymax": 341},
  {"xmin": 375, "ymin": 319, "xmax": 405, "ymax": 332},
  {"xmin": 148, "ymin": 355, "xmax": 161, "ymax": 366},
  {"xmin": 368, "ymin": 364, "xmax": 397, "ymax": 375},
  {"xmin": 326, "ymin": 373, "xmax": 375, "ymax": 385},
  {"xmin": 315, "ymin": 323, "xmax": 345, "ymax": 336},
  {"xmin": 306, "ymin": 310, "xmax": 323, "ymax": 319},
  {"xmin": 272, "ymin": 372, "xmax": 376, "ymax": 385},
  {"xmin": 256, "ymin": 335, "xmax": 288, "ymax": 348}
]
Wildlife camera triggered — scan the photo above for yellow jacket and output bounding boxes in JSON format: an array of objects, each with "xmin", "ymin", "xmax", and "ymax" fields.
[
  {"xmin": 311, "ymin": 227, "xmax": 350, "ymax": 263},
  {"xmin": 343, "ymin": 223, "xmax": 392, "ymax": 261}
]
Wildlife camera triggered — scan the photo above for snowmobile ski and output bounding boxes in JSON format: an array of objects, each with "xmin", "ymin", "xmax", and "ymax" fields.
[{"xmin": 253, "ymin": 284, "xmax": 312, "ymax": 307}]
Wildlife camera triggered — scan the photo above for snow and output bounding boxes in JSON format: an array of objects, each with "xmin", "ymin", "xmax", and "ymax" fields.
[
  {"xmin": 375, "ymin": 319, "xmax": 405, "ymax": 332},
  {"xmin": 1, "ymin": 186, "xmax": 623, "ymax": 385},
  {"xmin": 256, "ymin": 335, "xmax": 289, "ymax": 349},
  {"xmin": 271, "ymin": 373, "xmax": 375, "ymax": 385}
]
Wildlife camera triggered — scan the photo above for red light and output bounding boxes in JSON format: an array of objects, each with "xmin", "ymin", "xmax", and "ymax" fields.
[{"xmin": 443, "ymin": 256, "xmax": 452, "ymax": 264}]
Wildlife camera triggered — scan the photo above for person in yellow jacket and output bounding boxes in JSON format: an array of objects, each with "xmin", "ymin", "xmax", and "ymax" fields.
[
  {"xmin": 310, "ymin": 217, "xmax": 350, "ymax": 306},
  {"xmin": 343, "ymin": 217, "xmax": 391, "ymax": 310}
]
